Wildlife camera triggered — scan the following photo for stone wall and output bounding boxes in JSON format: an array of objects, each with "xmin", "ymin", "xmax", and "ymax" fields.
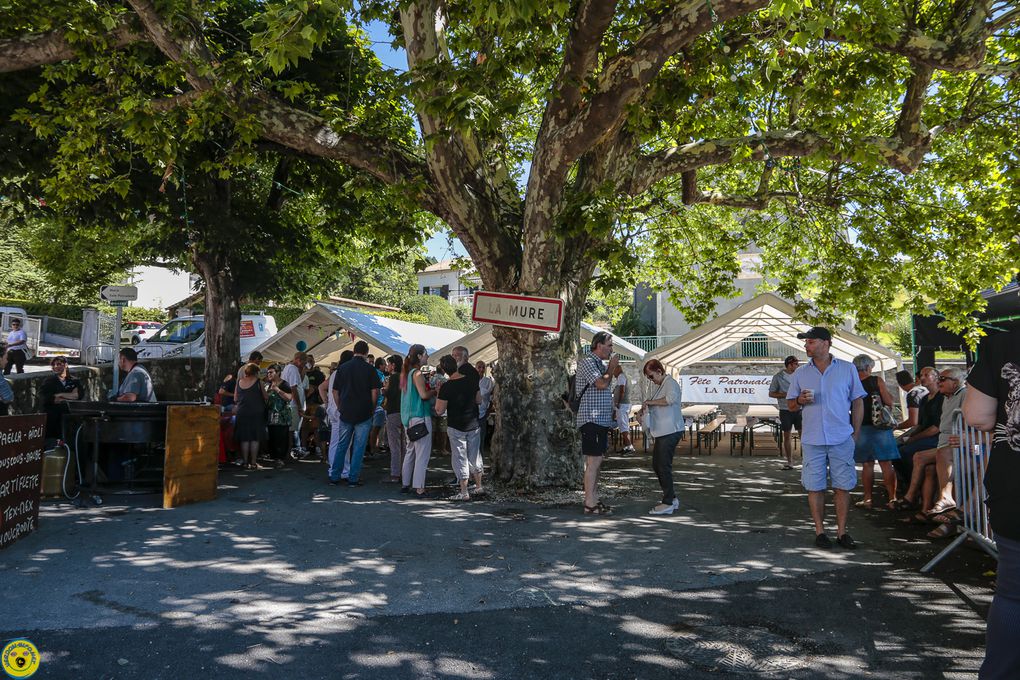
[{"xmin": 5, "ymin": 358, "xmax": 208, "ymax": 415}]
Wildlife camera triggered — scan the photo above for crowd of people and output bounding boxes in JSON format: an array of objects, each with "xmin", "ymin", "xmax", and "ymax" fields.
[
  {"xmin": 2, "ymin": 314, "xmax": 1015, "ymax": 675},
  {"xmin": 217, "ymin": 343, "xmax": 495, "ymax": 502}
]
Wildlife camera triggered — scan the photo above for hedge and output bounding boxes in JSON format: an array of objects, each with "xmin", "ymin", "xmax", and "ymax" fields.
[{"xmin": 0, "ymin": 298, "xmax": 168, "ymax": 323}]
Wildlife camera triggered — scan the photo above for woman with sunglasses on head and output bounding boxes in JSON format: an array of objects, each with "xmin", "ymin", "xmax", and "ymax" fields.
[
  {"xmin": 637, "ymin": 359, "xmax": 685, "ymax": 515},
  {"xmin": 401, "ymin": 344, "xmax": 436, "ymax": 497}
]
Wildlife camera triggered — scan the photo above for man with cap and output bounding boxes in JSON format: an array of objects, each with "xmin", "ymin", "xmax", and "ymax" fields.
[
  {"xmin": 787, "ymin": 327, "xmax": 866, "ymax": 549},
  {"xmin": 768, "ymin": 355, "xmax": 801, "ymax": 470}
]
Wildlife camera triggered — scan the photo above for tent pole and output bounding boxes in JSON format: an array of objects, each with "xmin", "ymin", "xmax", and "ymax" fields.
[{"xmin": 910, "ymin": 315, "xmax": 918, "ymax": 374}]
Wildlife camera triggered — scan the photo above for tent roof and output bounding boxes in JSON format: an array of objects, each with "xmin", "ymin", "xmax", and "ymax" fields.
[
  {"xmin": 427, "ymin": 321, "xmax": 647, "ymax": 366},
  {"xmin": 254, "ymin": 302, "xmax": 464, "ymax": 366},
  {"xmin": 647, "ymin": 292, "xmax": 902, "ymax": 373}
]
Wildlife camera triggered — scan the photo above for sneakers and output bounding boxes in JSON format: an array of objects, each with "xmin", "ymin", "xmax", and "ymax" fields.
[
  {"xmin": 400, "ymin": 485, "xmax": 411, "ymax": 494},
  {"xmin": 650, "ymin": 498, "xmax": 680, "ymax": 515},
  {"xmin": 327, "ymin": 479, "xmax": 341, "ymax": 487},
  {"xmin": 345, "ymin": 480, "xmax": 364, "ymax": 487},
  {"xmin": 622, "ymin": 446, "xmax": 636, "ymax": 454},
  {"xmin": 836, "ymin": 532, "xmax": 857, "ymax": 549},
  {"xmin": 814, "ymin": 533, "xmax": 832, "ymax": 548}
]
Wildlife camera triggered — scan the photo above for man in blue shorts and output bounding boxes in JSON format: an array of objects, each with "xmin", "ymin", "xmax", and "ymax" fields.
[{"xmin": 787, "ymin": 327, "xmax": 866, "ymax": 549}]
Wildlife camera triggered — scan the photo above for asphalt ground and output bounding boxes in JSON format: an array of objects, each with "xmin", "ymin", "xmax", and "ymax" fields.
[{"xmin": 0, "ymin": 443, "xmax": 997, "ymax": 679}]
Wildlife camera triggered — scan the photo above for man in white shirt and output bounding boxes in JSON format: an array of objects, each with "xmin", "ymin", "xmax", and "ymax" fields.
[{"xmin": 281, "ymin": 352, "xmax": 308, "ymax": 458}]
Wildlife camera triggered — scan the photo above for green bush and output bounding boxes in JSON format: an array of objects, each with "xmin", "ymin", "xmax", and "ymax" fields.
[
  {"xmin": 400, "ymin": 295, "xmax": 466, "ymax": 331},
  {"xmin": 0, "ymin": 297, "xmax": 168, "ymax": 323},
  {"xmin": 0, "ymin": 297, "xmax": 87, "ymax": 320}
]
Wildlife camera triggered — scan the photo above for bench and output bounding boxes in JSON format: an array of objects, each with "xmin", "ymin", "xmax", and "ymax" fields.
[
  {"xmin": 693, "ymin": 415, "xmax": 727, "ymax": 455},
  {"xmin": 729, "ymin": 416, "xmax": 749, "ymax": 456}
]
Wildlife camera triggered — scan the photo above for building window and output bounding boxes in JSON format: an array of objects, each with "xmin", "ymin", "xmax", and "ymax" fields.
[{"xmin": 741, "ymin": 333, "xmax": 769, "ymax": 358}]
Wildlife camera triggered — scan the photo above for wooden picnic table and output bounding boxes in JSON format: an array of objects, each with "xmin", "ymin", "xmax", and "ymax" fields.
[
  {"xmin": 745, "ymin": 405, "xmax": 780, "ymax": 419},
  {"xmin": 744, "ymin": 404, "xmax": 781, "ymax": 452},
  {"xmin": 682, "ymin": 405, "xmax": 719, "ymax": 422}
]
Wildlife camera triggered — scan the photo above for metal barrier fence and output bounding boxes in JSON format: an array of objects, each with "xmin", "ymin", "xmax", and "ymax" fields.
[{"xmin": 921, "ymin": 409, "xmax": 998, "ymax": 572}]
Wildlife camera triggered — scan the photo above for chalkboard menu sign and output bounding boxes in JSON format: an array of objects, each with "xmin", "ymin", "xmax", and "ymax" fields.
[{"xmin": 0, "ymin": 415, "xmax": 46, "ymax": 550}]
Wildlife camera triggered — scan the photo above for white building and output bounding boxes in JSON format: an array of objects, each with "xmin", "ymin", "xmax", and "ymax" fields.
[
  {"xmin": 125, "ymin": 266, "xmax": 199, "ymax": 310},
  {"xmin": 636, "ymin": 252, "xmax": 766, "ymax": 338},
  {"xmin": 416, "ymin": 260, "xmax": 481, "ymax": 307}
]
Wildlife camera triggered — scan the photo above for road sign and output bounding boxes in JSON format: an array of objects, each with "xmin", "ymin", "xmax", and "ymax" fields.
[
  {"xmin": 472, "ymin": 291, "xmax": 564, "ymax": 333},
  {"xmin": 100, "ymin": 285, "xmax": 138, "ymax": 303}
]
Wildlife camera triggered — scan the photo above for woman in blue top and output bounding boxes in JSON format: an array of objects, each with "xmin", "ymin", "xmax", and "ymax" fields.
[{"xmin": 401, "ymin": 344, "xmax": 436, "ymax": 497}]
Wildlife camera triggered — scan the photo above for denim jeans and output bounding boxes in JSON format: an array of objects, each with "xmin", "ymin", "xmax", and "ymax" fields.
[
  {"xmin": 652, "ymin": 431, "xmax": 683, "ymax": 504},
  {"xmin": 980, "ymin": 533, "xmax": 1020, "ymax": 679},
  {"xmin": 329, "ymin": 417, "xmax": 372, "ymax": 483}
]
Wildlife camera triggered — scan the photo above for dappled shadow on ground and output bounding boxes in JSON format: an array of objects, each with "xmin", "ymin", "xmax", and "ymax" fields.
[{"xmin": 4, "ymin": 449, "xmax": 994, "ymax": 678}]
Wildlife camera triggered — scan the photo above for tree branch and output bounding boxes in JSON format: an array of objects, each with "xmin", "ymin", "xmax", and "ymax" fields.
[
  {"xmin": 399, "ymin": 0, "xmax": 521, "ymax": 287},
  {"xmin": 524, "ymin": 0, "xmax": 767, "ymax": 251},
  {"xmin": 894, "ymin": 63, "xmax": 935, "ymax": 144},
  {"xmin": 0, "ymin": 21, "xmax": 143, "ymax": 74},
  {"xmin": 124, "ymin": 0, "xmax": 215, "ymax": 90},
  {"xmin": 541, "ymin": 0, "xmax": 619, "ymax": 134},
  {"xmin": 625, "ymin": 127, "xmax": 943, "ymax": 196}
]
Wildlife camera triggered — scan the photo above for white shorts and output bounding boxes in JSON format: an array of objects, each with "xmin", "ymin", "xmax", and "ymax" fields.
[{"xmin": 616, "ymin": 404, "xmax": 631, "ymax": 431}]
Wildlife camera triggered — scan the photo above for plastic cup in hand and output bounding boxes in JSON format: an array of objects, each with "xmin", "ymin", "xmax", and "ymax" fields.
[{"xmin": 802, "ymin": 389, "xmax": 815, "ymax": 404}]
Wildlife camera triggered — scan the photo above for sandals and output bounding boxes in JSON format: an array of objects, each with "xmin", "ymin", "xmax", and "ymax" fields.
[
  {"xmin": 854, "ymin": 499, "xmax": 873, "ymax": 509},
  {"xmin": 888, "ymin": 498, "xmax": 918, "ymax": 511},
  {"xmin": 898, "ymin": 512, "xmax": 930, "ymax": 526},
  {"xmin": 930, "ymin": 509, "xmax": 963, "ymax": 525},
  {"xmin": 584, "ymin": 502, "xmax": 613, "ymax": 515},
  {"xmin": 926, "ymin": 501, "xmax": 957, "ymax": 517},
  {"xmin": 927, "ymin": 520, "xmax": 960, "ymax": 539}
]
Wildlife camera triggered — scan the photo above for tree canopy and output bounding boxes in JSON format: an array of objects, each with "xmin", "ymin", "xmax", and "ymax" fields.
[{"xmin": 2, "ymin": 0, "xmax": 1018, "ymax": 484}]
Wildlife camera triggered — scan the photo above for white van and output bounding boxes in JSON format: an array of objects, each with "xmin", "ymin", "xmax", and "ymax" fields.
[{"xmin": 135, "ymin": 313, "xmax": 277, "ymax": 360}]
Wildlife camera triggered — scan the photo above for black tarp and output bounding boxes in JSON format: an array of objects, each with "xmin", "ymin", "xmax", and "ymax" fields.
[{"xmin": 912, "ymin": 281, "xmax": 1020, "ymax": 370}]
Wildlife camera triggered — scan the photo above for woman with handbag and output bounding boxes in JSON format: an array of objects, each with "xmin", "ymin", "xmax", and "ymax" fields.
[
  {"xmin": 636, "ymin": 359, "xmax": 684, "ymax": 515},
  {"xmin": 265, "ymin": 363, "xmax": 294, "ymax": 464},
  {"xmin": 852, "ymin": 354, "xmax": 901, "ymax": 509},
  {"xmin": 234, "ymin": 362, "xmax": 268, "ymax": 470},
  {"xmin": 400, "ymin": 344, "xmax": 436, "ymax": 497}
]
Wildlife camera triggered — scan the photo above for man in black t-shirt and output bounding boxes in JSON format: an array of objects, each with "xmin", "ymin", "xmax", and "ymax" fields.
[
  {"xmin": 327, "ymin": 341, "xmax": 381, "ymax": 487},
  {"xmin": 305, "ymin": 353, "xmax": 326, "ymax": 405},
  {"xmin": 40, "ymin": 357, "xmax": 82, "ymax": 440},
  {"xmin": 892, "ymin": 366, "xmax": 941, "ymax": 487},
  {"xmin": 963, "ymin": 330, "xmax": 1020, "ymax": 680},
  {"xmin": 437, "ymin": 353, "xmax": 482, "ymax": 500}
]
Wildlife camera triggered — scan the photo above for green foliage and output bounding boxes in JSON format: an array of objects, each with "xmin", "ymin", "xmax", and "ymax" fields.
[
  {"xmin": 613, "ymin": 307, "xmax": 655, "ymax": 338},
  {"xmin": 401, "ymin": 295, "xmax": 468, "ymax": 331}
]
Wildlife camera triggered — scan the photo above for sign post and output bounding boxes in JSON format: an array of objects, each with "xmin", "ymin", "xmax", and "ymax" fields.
[
  {"xmin": 100, "ymin": 285, "xmax": 138, "ymax": 392},
  {"xmin": 471, "ymin": 291, "xmax": 564, "ymax": 333}
]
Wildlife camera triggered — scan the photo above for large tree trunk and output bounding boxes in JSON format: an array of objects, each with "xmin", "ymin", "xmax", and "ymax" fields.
[
  {"xmin": 191, "ymin": 249, "xmax": 241, "ymax": 400},
  {"xmin": 489, "ymin": 284, "xmax": 589, "ymax": 488}
]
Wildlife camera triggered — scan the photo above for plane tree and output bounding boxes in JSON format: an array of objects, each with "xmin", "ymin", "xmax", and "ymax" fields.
[{"xmin": 1, "ymin": 0, "xmax": 1017, "ymax": 486}]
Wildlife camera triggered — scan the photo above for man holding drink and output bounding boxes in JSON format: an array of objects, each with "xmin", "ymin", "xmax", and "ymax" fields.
[{"xmin": 787, "ymin": 327, "xmax": 867, "ymax": 549}]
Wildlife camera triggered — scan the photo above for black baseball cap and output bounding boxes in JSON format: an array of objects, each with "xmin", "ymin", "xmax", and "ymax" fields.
[{"xmin": 796, "ymin": 326, "xmax": 832, "ymax": 341}]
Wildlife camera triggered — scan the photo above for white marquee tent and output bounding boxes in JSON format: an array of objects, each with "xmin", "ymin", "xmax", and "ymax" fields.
[
  {"xmin": 646, "ymin": 292, "xmax": 902, "ymax": 375},
  {"xmin": 254, "ymin": 302, "xmax": 465, "ymax": 366},
  {"xmin": 428, "ymin": 321, "xmax": 647, "ymax": 366}
]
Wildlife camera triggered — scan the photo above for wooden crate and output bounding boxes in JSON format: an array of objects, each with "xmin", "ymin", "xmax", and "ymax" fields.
[{"xmin": 163, "ymin": 405, "xmax": 219, "ymax": 509}]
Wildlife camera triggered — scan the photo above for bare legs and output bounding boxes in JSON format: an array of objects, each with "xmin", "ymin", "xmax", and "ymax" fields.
[
  {"xmin": 860, "ymin": 460, "xmax": 897, "ymax": 505},
  {"xmin": 240, "ymin": 441, "xmax": 259, "ymax": 469},
  {"xmin": 584, "ymin": 455, "xmax": 603, "ymax": 509},
  {"xmin": 809, "ymin": 489, "xmax": 850, "ymax": 537}
]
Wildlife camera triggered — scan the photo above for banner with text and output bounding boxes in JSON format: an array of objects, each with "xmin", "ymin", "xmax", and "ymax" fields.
[
  {"xmin": 681, "ymin": 375, "xmax": 776, "ymax": 404},
  {"xmin": 1, "ymin": 414, "xmax": 46, "ymax": 550}
]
